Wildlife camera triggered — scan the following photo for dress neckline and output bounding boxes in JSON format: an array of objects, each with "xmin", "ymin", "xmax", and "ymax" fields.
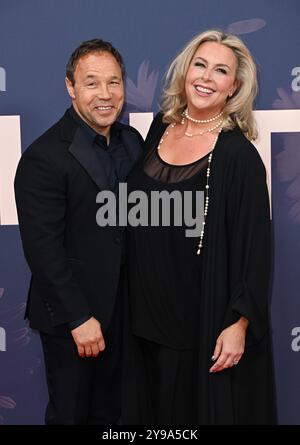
[{"xmin": 155, "ymin": 148, "xmax": 212, "ymax": 168}]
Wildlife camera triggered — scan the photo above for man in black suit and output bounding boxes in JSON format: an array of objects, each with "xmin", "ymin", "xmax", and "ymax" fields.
[{"xmin": 14, "ymin": 39, "xmax": 143, "ymax": 424}]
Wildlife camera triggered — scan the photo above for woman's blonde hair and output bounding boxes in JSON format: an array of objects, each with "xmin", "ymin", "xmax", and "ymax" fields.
[{"xmin": 161, "ymin": 29, "xmax": 258, "ymax": 140}]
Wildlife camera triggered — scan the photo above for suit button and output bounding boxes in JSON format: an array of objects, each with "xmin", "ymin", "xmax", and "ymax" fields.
[{"xmin": 115, "ymin": 237, "xmax": 121, "ymax": 245}]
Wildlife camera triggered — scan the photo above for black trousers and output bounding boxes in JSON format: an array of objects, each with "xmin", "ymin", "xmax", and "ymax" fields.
[{"xmin": 40, "ymin": 294, "xmax": 122, "ymax": 425}]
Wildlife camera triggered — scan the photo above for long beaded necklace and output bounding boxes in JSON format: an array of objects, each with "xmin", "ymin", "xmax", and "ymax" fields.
[
  {"xmin": 157, "ymin": 122, "xmax": 222, "ymax": 255},
  {"xmin": 196, "ymin": 129, "xmax": 221, "ymax": 255}
]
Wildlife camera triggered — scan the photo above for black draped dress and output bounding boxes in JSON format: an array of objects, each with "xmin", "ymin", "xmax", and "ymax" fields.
[
  {"xmin": 127, "ymin": 141, "xmax": 210, "ymax": 424},
  {"xmin": 123, "ymin": 113, "xmax": 277, "ymax": 425}
]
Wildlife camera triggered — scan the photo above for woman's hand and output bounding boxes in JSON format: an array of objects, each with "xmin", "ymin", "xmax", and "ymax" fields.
[{"xmin": 209, "ymin": 316, "xmax": 249, "ymax": 373}]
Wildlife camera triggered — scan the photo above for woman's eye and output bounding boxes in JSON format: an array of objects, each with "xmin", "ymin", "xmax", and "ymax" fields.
[{"xmin": 217, "ymin": 68, "xmax": 227, "ymax": 74}]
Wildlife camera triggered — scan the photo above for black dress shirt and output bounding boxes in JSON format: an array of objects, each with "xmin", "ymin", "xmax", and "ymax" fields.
[{"xmin": 68, "ymin": 106, "xmax": 132, "ymax": 190}]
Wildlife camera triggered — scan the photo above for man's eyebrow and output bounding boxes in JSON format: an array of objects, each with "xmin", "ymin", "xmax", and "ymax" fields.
[
  {"xmin": 83, "ymin": 74, "xmax": 121, "ymax": 80},
  {"xmin": 84, "ymin": 74, "xmax": 97, "ymax": 80}
]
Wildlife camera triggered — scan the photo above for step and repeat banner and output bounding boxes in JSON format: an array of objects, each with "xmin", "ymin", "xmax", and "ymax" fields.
[{"xmin": 0, "ymin": 0, "xmax": 299, "ymax": 425}]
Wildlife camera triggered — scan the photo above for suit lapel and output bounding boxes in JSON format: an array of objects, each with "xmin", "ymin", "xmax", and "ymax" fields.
[
  {"xmin": 59, "ymin": 109, "xmax": 143, "ymax": 191},
  {"xmin": 119, "ymin": 126, "xmax": 143, "ymax": 171},
  {"xmin": 69, "ymin": 127, "xmax": 110, "ymax": 191}
]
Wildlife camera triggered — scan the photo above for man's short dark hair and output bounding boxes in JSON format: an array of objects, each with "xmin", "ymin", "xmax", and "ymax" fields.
[{"xmin": 66, "ymin": 39, "xmax": 125, "ymax": 85}]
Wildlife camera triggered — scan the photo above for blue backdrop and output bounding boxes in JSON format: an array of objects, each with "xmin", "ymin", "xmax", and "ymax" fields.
[{"xmin": 0, "ymin": 0, "xmax": 299, "ymax": 424}]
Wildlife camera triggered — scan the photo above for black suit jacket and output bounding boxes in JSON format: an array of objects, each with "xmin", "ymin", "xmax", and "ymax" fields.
[{"xmin": 14, "ymin": 109, "xmax": 143, "ymax": 335}]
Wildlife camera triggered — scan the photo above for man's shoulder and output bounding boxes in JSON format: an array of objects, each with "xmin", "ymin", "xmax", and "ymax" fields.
[
  {"xmin": 23, "ymin": 111, "xmax": 74, "ymax": 159},
  {"xmin": 116, "ymin": 121, "xmax": 144, "ymax": 143},
  {"xmin": 27, "ymin": 121, "xmax": 60, "ymax": 150}
]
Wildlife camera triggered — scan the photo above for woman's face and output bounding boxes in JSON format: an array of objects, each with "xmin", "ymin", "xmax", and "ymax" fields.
[{"xmin": 184, "ymin": 41, "xmax": 238, "ymax": 118}]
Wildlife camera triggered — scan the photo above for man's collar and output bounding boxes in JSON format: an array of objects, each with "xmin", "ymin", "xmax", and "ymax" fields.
[{"xmin": 68, "ymin": 106, "xmax": 121, "ymax": 146}]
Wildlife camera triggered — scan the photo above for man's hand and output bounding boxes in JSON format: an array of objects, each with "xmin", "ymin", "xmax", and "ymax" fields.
[
  {"xmin": 209, "ymin": 316, "xmax": 249, "ymax": 373},
  {"xmin": 71, "ymin": 316, "xmax": 105, "ymax": 358}
]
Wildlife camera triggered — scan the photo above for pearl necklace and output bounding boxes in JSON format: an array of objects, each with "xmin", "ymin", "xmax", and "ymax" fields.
[
  {"xmin": 157, "ymin": 123, "xmax": 176, "ymax": 150},
  {"xmin": 183, "ymin": 108, "xmax": 223, "ymax": 124},
  {"xmin": 197, "ymin": 129, "xmax": 221, "ymax": 255},
  {"xmin": 156, "ymin": 122, "xmax": 222, "ymax": 255},
  {"xmin": 184, "ymin": 118, "xmax": 223, "ymax": 137}
]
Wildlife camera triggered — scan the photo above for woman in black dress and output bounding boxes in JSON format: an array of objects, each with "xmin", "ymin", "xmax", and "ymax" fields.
[{"xmin": 123, "ymin": 29, "xmax": 277, "ymax": 424}]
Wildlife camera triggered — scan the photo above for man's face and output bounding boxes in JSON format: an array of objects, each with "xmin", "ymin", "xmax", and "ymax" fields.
[{"xmin": 66, "ymin": 51, "xmax": 124, "ymax": 137}]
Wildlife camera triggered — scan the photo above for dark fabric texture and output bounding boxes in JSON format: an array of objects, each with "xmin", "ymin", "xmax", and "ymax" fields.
[
  {"xmin": 127, "ymin": 145, "xmax": 208, "ymax": 349},
  {"xmin": 14, "ymin": 108, "xmax": 143, "ymax": 335},
  {"xmin": 14, "ymin": 104, "xmax": 142, "ymax": 424},
  {"xmin": 143, "ymin": 142, "xmax": 211, "ymax": 183},
  {"xmin": 40, "ymin": 283, "xmax": 122, "ymax": 425},
  {"xmin": 132, "ymin": 337, "xmax": 199, "ymax": 425},
  {"xmin": 122, "ymin": 112, "xmax": 277, "ymax": 425},
  {"xmin": 68, "ymin": 106, "xmax": 134, "ymax": 192},
  {"xmin": 68, "ymin": 314, "xmax": 91, "ymax": 331}
]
